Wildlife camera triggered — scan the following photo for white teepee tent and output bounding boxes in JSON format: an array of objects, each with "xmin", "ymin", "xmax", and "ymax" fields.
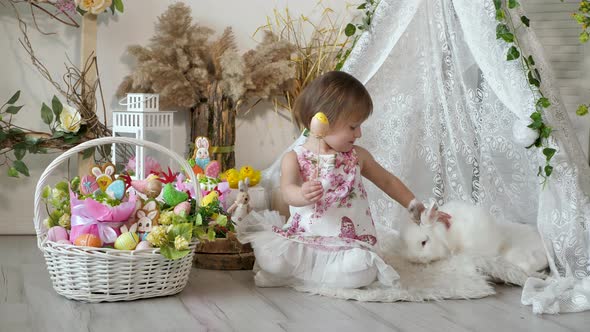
[{"xmin": 262, "ymin": 0, "xmax": 590, "ymax": 313}]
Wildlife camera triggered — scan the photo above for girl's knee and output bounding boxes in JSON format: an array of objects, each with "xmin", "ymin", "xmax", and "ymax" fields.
[
  {"xmin": 254, "ymin": 251, "xmax": 293, "ymax": 277},
  {"xmin": 324, "ymin": 266, "xmax": 378, "ymax": 288}
]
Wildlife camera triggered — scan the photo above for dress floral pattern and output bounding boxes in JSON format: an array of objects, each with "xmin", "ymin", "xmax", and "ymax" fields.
[{"xmin": 273, "ymin": 146, "xmax": 378, "ymax": 251}]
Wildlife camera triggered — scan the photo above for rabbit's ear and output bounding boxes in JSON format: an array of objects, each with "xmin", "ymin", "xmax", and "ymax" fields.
[
  {"xmin": 103, "ymin": 165, "xmax": 115, "ymax": 176},
  {"xmin": 120, "ymin": 225, "xmax": 129, "ymax": 233},
  {"xmin": 196, "ymin": 137, "xmax": 207, "ymax": 149},
  {"xmin": 144, "ymin": 200, "xmax": 157, "ymax": 211},
  {"xmin": 129, "ymin": 223, "xmax": 138, "ymax": 233},
  {"xmin": 244, "ymin": 177, "xmax": 250, "ymax": 188},
  {"xmin": 428, "ymin": 202, "xmax": 439, "ymax": 219},
  {"xmin": 147, "ymin": 211, "xmax": 158, "ymax": 220},
  {"xmin": 91, "ymin": 166, "xmax": 103, "ymax": 177},
  {"xmin": 136, "ymin": 210, "xmax": 146, "ymax": 219},
  {"xmin": 238, "ymin": 180, "xmax": 244, "ymax": 192}
]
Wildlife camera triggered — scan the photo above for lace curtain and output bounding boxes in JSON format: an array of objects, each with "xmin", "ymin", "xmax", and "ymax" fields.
[{"xmin": 262, "ymin": 0, "xmax": 590, "ymax": 314}]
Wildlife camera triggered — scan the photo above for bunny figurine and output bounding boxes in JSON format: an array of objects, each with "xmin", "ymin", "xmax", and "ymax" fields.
[
  {"xmin": 194, "ymin": 137, "xmax": 211, "ymax": 170},
  {"xmin": 227, "ymin": 178, "xmax": 252, "ymax": 223},
  {"xmin": 136, "ymin": 200, "xmax": 160, "ymax": 241}
]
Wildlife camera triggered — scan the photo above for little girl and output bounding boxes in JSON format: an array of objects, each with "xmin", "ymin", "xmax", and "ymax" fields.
[{"xmin": 238, "ymin": 71, "xmax": 449, "ymax": 289}]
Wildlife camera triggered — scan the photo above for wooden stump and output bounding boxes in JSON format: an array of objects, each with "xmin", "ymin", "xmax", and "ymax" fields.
[{"xmin": 193, "ymin": 232, "xmax": 254, "ymax": 270}]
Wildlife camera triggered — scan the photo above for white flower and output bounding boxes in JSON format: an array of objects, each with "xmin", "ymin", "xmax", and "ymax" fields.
[
  {"xmin": 174, "ymin": 235, "xmax": 189, "ymax": 251},
  {"xmin": 75, "ymin": 0, "xmax": 112, "ymax": 15},
  {"xmin": 58, "ymin": 104, "xmax": 82, "ymax": 133},
  {"xmin": 58, "ymin": 213, "xmax": 71, "ymax": 228},
  {"xmin": 512, "ymin": 119, "xmax": 539, "ymax": 147}
]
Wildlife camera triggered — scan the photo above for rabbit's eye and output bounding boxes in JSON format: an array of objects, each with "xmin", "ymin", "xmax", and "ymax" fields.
[
  {"xmin": 139, "ymin": 222, "xmax": 143, "ymax": 227},
  {"xmin": 421, "ymin": 240, "xmax": 427, "ymax": 247},
  {"xmin": 146, "ymin": 222, "xmax": 150, "ymax": 228}
]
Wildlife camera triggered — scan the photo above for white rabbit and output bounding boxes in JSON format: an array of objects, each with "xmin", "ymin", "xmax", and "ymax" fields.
[
  {"xmin": 401, "ymin": 201, "xmax": 548, "ymax": 275},
  {"xmin": 227, "ymin": 178, "xmax": 252, "ymax": 223}
]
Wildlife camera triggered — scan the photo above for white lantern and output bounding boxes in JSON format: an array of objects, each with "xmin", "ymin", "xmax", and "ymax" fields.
[{"xmin": 112, "ymin": 93, "xmax": 174, "ymax": 179}]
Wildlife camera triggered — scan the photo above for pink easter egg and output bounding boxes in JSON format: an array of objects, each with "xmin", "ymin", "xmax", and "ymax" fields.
[
  {"xmin": 80, "ymin": 175, "xmax": 99, "ymax": 195},
  {"xmin": 135, "ymin": 241, "xmax": 153, "ymax": 250},
  {"xmin": 205, "ymin": 161, "xmax": 221, "ymax": 178},
  {"xmin": 47, "ymin": 226, "xmax": 69, "ymax": 242},
  {"xmin": 173, "ymin": 201, "xmax": 191, "ymax": 215}
]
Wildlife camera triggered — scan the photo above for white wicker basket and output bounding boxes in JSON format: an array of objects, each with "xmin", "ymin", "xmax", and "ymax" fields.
[{"xmin": 33, "ymin": 137, "xmax": 200, "ymax": 302}]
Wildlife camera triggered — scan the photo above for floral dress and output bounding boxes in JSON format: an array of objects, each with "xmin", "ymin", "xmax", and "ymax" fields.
[
  {"xmin": 275, "ymin": 146, "xmax": 378, "ymax": 251},
  {"xmin": 237, "ymin": 145, "xmax": 398, "ymax": 288}
]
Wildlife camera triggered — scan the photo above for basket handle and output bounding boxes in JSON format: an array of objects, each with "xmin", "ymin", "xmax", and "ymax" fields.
[{"xmin": 33, "ymin": 137, "xmax": 201, "ymax": 241}]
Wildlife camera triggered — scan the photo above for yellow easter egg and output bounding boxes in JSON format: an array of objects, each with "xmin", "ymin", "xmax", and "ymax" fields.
[
  {"xmin": 114, "ymin": 232, "xmax": 140, "ymax": 250},
  {"xmin": 310, "ymin": 112, "xmax": 330, "ymax": 137},
  {"xmin": 313, "ymin": 112, "xmax": 329, "ymax": 124}
]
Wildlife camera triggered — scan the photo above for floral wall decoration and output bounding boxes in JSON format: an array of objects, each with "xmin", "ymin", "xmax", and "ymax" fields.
[{"xmin": 1, "ymin": 0, "xmax": 127, "ymax": 177}]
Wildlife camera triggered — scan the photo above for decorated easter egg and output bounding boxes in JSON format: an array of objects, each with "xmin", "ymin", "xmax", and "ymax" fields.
[
  {"xmin": 135, "ymin": 241, "xmax": 153, "ymax": 250},
  {"xmin": 74, "ymin": 234, "xmax": 103, "ymax": 247},
  {"xmin": 114, "ymin": 232, "xmax": 140, "ymax": 250},
  {"xmin": 162, "ymin": 183, "xmax": 189, "ymax": 207},
  {"xmin": 146, "ymin": 179, "xmax": 163, "ymax": 198},
  {"xmin": 106, "ymin": 179, "xmax": 126, "ymax": 200},
  {"xmin": 80, "ymin": 175, "xmax": 99, "ymax": 195},
  {"xmin": 173, "ymin": 201, "xmax": 191, "ymax": 216},
  {"xmin": 310, "ymin": 112, "xmax": 330, "ymax": 137},
  {"xmin": 205, "ymin": 161, "xmax": 221, "ymax": 178},
  {"xmin": 47, "ymin": 226, "xmax": 69, "ymax": 242}
]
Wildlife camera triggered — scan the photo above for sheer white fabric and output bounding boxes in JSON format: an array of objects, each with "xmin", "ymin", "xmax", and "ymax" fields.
[{"xmin": 262, "ymin": 0, "xmax": 590, "ymax": 314}]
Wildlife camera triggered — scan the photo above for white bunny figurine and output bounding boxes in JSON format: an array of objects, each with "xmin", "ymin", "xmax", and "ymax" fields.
[
  {"xmin": 400, "ymin": 200, "xmax": 548, "ymax": 275},
  {"xmin": 227, "ymin": 178, "xmax": 252, "ymax": 223}
]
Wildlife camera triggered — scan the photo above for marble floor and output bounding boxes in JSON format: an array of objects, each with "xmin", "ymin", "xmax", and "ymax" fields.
[{"xmin": 0, "ymin": 236, "xmax": 587, "ymax": 332}]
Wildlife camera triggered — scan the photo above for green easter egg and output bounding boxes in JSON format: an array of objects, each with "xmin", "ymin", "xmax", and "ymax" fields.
[
  {"xmin": 162, "ymin": 183, "xmax": 189, "ymax": 207},
  {"xmin": 114, "ymin": 232, "xmax": 140, "ymax": 250}
]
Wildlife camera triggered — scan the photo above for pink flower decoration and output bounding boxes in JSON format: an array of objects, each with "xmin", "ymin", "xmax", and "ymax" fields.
[
  {"xmin": 69, "ymin": 190, "xmax": 137, "ymax": 244},
  {"xmin": 125, "ymin": 156, "xmax": 162, "ymax": 176}
]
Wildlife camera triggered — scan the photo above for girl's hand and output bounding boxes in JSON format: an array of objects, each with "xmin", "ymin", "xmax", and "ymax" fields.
[{"xmin": 301, "ymin": 181, "xmax": 323, "ymax": 204}]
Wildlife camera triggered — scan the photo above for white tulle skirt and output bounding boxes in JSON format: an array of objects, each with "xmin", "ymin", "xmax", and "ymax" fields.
[{"xmin": 236, "ymin": 210, "xmax": 399, "ymax": 289}]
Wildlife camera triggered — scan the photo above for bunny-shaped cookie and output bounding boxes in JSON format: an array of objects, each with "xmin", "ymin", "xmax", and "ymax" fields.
[
  {"xmin": 227, "ymin": 178, "xmax": 252, "ymax": 223},
  {"xmin": 91, "ymin": 163, "xmax": 115, "ymax": 192},
  {"xmin": 193, "ymin": 136, "xmax": 211, "ymax": 170},
  {"xmin": 136, "ymin": 200, "xmax": 159, "ymax": 241}
]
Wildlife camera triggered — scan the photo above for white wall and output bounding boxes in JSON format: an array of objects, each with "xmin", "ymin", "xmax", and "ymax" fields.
[{"xmin": 0, "ymin": 0, "xmax": 349, "ymax": 234}]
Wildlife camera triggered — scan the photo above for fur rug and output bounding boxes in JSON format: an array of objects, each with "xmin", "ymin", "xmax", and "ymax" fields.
[{"xmin": 294, "ymin": 231, "xmax": 544, "ymax": 302}]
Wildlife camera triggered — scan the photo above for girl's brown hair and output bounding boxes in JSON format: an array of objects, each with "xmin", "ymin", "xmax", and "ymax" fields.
[{"xmin": 293, "ymin": 71, "xmax": 373, "ymax": 130}]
